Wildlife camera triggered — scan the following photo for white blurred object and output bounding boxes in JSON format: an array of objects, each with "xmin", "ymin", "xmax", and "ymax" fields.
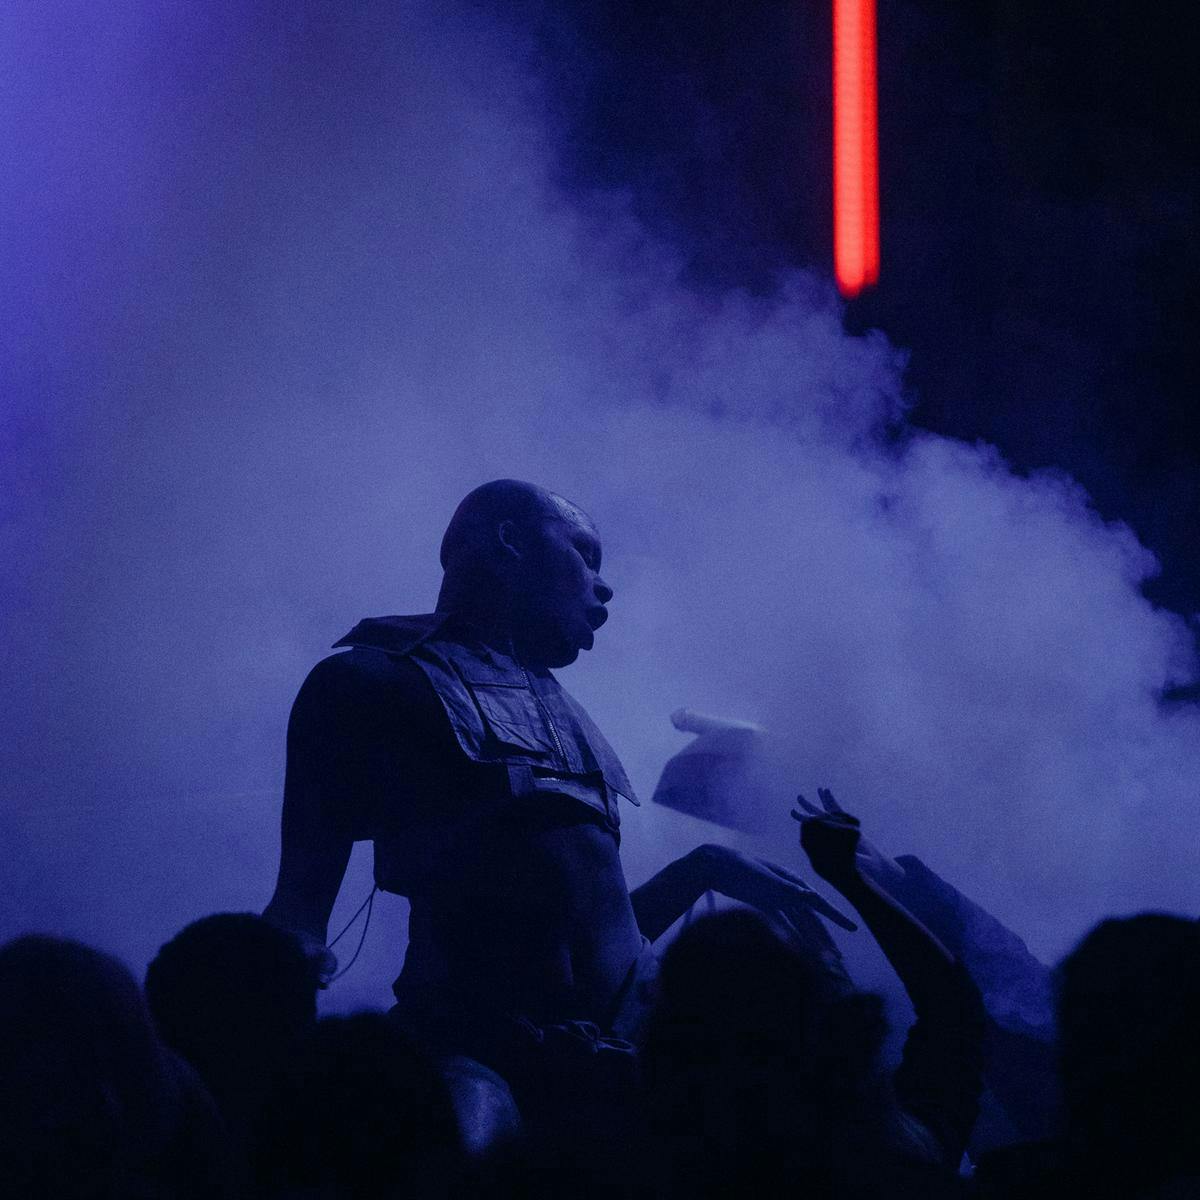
[{"xmin": 670, "ymin": 708, "xmax": 766, "ymax": 736}]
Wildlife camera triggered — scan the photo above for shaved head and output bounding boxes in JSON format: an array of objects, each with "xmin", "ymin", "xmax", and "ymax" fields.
[
  {"xmin": 439, "ymin": 479, "xmax": 590, "ymax": 574},
  {"xmin": 436, "ymin": 479, "xmax": 610, "ymax": 668}
]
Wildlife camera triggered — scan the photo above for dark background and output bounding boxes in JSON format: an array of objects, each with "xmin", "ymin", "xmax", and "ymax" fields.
[{"xmin": 497, "ymin": 0, "xmax": 1199, "ymax": 621}]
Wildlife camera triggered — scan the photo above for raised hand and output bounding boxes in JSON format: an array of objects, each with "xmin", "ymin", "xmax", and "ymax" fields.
[
  {"xmin": 791, "ymin": 788, "xmax": 906, "ymax": 892},
  {"xmin": 794, "ymin": 804, "xmax": 862, "ymax": 890},
  {"xmin": 695, "ymin": 843, "xmax": 858, "ymax": 931}
]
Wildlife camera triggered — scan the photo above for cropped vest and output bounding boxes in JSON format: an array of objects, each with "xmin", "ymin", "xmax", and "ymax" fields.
[{"xmin": 331, "ymin": 612, "xmax": 639, "ymax": 845}]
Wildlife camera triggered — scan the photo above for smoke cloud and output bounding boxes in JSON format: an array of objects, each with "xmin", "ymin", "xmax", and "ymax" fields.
[{"xmin": 3, "ymin": 0, "xmax": 1197, "ymax": 1012}]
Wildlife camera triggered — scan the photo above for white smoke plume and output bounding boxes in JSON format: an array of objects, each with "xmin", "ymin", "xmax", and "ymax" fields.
[{"xmin": 2, "ymin": 0, "xmax": 1196, "ymax": 1012}]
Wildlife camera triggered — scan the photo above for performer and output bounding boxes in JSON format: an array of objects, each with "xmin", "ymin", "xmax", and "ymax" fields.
[{"xmin": 264, "ymin": 480, "xmax": 842, "ymax": 1137}]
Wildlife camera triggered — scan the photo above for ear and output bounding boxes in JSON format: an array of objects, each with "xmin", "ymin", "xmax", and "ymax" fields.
[{"xmin": 496, "ymin": 518, "xmax": 525, "ymax": 561}]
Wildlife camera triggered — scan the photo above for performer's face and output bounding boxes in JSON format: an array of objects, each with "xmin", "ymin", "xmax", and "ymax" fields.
[{"xmin": 510, "ymin": 500, "xmax": 612, "ymax": 668}]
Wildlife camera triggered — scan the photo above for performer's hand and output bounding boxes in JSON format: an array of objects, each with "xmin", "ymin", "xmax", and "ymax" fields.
[
  {"xmin": 315, "ymin": 946, "xmax": 338, "ymax": 989},
  {"xmin": 693, "ymin": 843, "xmax": 857, "ymax": 931},
  {"xmin": 293, "ymin": 930, "xmax": 339, "ymax": 988},
  {"xmin": 792, "ymin": 788, "xmax": 906, "ymax": 892}
]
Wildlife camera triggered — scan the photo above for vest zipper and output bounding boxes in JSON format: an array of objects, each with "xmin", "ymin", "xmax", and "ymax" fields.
[{"xmin": 521, "ymin": 664, "xmax": 567, "ymax": 768}]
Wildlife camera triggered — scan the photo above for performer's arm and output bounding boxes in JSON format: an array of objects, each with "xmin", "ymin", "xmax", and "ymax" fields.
[
  {"xmin": 263, "ymin": 656, "xmax": 359, "ymax": 980},
  {"xmin": 262, "ymin": 796, "xmax": 352, "ymax": 976}
]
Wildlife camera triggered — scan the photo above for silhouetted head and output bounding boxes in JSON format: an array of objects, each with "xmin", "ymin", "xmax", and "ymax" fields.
[
  {"xmin": 639, "ymin": 910, "xmax": 888, "ymax": 1193},
  {"xmin": 1056, "ymin": 913, "xmax": 1200, "ymax": 1185},
  {"xmin": 436, "ymin": 479, "xmax": 613, "ymax": 668},
  {"xmin": 253, "ymin": 1012, "xmax": 463, "ymax": 1200},
  {"xmin": 145, "ymin": 913, "xmax": 318, "ymax": 1132},
  {"xmin": 0, "ymin": 935, "xmax": 183, "ymax": 1195}
]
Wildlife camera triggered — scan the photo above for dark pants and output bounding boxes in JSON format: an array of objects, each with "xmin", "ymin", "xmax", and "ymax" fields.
[{"xmin": 392, "ymin": 940, "xmax": 659, "ymax": 1155}]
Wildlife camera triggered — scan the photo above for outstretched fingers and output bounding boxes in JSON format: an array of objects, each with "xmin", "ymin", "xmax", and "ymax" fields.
[
  {"xmin": 794, "ymin": 892, "xmax": 858, "ymax": 932},
  {"xmin": 817, "ymin": 787, "xmax": 846, "ymax": 814},
  {"xmin": 793, "ymin": 789, "xmax": 853, "ymax": 821},
  {"xmin": 770, "ymin": 908, "xmax": 835, "ymax": 953},
  {"xmin": 791, "ymin": 793, "xmax": 821, "ymax": 822},
  {"xmin": 757, "ymin": 859, "xmax": 858, "ymax": 932},
  {"xmin": 765, "ymin": 859, "xmax": 817, "ymax": 891}
]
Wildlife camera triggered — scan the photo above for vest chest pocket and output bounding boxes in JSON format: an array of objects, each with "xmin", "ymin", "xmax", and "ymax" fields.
[{"xmin": 463, "ymin": 679, "xmax": 558, "ymax": 758}]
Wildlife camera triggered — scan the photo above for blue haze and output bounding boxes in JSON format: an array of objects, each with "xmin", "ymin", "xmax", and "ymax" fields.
[{"xmin": 2, "ymin": 0, "xmax": 1196, "ymax": 1012}]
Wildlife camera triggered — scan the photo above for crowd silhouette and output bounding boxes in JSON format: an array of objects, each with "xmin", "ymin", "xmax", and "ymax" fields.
[{"xmin": 2, "ymin": 799, "xmax": 1196, "ymax": 1199}]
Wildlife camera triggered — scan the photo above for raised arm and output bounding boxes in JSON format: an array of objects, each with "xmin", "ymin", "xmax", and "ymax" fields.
[
  {"xmin": 794, "ymin": 790, "xmax": 1060, "ymax": 1143},
  {"xmin": 797, "ymin": 789, "xmax": 985, "ymax": 1165},
  {"xmin": 630, "ymin": 842, "xmax": 856, "ymax": 945},
  {"xmin": 796, "ymin": 795, "xmax": 958, "ymax": 1013}
]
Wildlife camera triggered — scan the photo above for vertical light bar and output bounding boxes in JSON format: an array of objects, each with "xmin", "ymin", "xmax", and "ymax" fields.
[{"xmin": 833, "ymin": 0, "xmax": 880, "ymax": 297}]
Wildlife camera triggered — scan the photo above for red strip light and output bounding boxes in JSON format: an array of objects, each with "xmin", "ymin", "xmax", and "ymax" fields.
[{"xmin": 833, "ymin": 0, "xmax": 880, "ymax": 297}]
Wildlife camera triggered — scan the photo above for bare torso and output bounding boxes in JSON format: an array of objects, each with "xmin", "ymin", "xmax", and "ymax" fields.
[
  {"xmin": 269, "ymin": 644, "xmax": 645, "ymax": 1033},
  {"xmin": 411, "ymin": 796, "xmax": 644, "ymax": 1024}
]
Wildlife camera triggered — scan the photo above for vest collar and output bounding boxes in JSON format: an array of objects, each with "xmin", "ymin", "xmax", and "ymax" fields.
[
  {"xmin": 332, "ymin": 612, "xmax": 452, "ymax": 656},
  {"xmin": 332, "ymin": 611, "xmax": 519, "ymax": 663}
]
